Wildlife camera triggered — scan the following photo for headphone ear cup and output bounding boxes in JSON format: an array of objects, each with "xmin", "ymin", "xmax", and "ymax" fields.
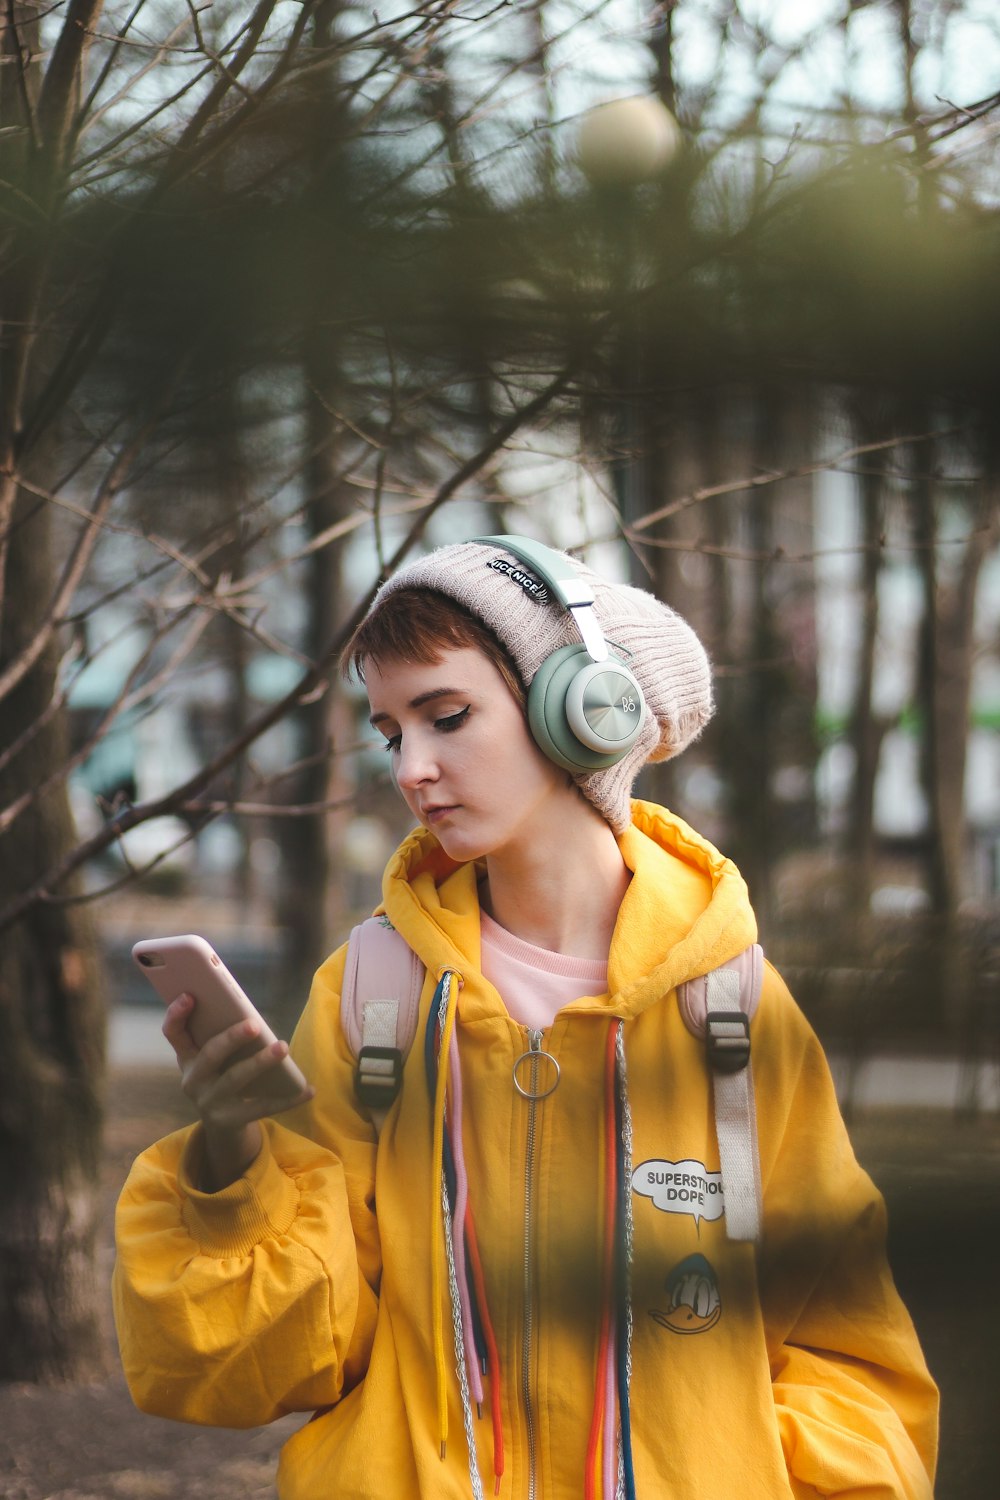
[{"xmin": 528, "ymin": 644, "xmax": 646, "ymax": 774}]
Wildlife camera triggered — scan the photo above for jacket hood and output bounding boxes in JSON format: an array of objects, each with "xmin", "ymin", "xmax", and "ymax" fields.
[{"xmin": 379, "ymin": 798, "xmax": 757, "ymax": 1020}]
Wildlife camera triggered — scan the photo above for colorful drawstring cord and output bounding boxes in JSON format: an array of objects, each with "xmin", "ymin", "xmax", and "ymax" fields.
[
  {"xmin": 424, "ymin": 971, "xmax": 504, "ymax": 1496},
  {"xmin": 424, "ymin": 982, "xmax": 632, "ymax": 1500},
  {"xmin": 464, "ymin": 1196, "xmax": 505, "ymax": 1490},
  {"xmin": 585, "ymin": 1021, "xmax": 621, "ymax": 1499},
  {"xmin": 615, "ymin": 1021, "xmax": 637, "ymax": 1500},
  {"xmin": 446, "ymin": 1028, "xmax": 484, "ymax": 1412},
  {"xmin": 449, "ymin": 1011, "xmax": 507, "ymax": 1491},
  {"xmin": 426, "ymin": 974, "xmax": 459, "ymax": 1461},
  {"xmin": 585, "ymin": 1019, "xmax": 637, "ymax": 1500}
]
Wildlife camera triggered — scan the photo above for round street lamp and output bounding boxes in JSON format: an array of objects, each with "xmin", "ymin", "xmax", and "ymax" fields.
[{"xmin": 576, "ymin": 95, "xmax": 682, "ymax": 188}]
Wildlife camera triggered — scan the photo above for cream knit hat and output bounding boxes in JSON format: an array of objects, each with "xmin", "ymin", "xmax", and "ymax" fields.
[{"xmin": 371, "ymin": 538, "xmax": 714, "ymax": 832}]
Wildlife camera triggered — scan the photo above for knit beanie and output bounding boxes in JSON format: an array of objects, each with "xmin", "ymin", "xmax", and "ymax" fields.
[{"xmin": 370, "ymin": 538, "xmax": 714, "ymax": 833}]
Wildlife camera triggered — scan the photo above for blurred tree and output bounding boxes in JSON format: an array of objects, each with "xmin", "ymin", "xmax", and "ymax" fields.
[
  {"xmin": 0, "ymin": 0, "xmax": 110, "ymax": 1382},
  {"xmin": 844, "ymin": 398, "xmax": 891, "ymax": 919}
]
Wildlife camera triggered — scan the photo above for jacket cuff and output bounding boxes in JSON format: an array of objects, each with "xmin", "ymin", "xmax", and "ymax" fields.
[{"xmin": 178, "ymin": 1124, "xmax": 300, "ymax": 1256}]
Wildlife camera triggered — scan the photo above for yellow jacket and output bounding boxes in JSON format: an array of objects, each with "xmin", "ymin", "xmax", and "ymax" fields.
[{"xmin": 114, "ymin": 802, "xmax": 938, "ymax": 1498}]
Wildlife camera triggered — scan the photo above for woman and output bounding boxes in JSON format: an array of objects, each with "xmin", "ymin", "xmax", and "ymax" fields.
[{"xmin": 114, "ymin": 535, "xmax": 938, "ymax": 1499}]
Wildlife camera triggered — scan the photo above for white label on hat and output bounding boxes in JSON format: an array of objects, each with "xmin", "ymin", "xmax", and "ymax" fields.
[{"xmin": 486, "ymin": 556, "xmax": 550, "ymax": 604}]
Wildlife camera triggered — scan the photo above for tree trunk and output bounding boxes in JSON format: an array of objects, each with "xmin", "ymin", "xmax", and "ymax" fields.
[
  {"xmin": 907, "ymin": 434, "xmax": 996, "ymax": 1032},
  {"xmin": 909, "ymin": 430, "xmax": 956, "ymax": 917},
  {"xmin": 845, "ymin": 406, "xmax": 888, "ymax": 915},
  {"xmin": 932, "ymin": 480, "xmax": 999, "ymax": 905},
  {"xmin": 715, "ymin": 390, "xmax": 788, "ymax": 928},
  {"xmin": 0, "ymin": 488, "xmax": 106, "ymax": 1382},
  {"xmin": 272, "ymin": 359, "xmax": 350, "ymax": 1020},
  {"xmin": 205, "ymin": 383, "xmax": 253, "ymax": 904},
  {"xmin": 0, "ymin": 1, "xmax": 106, "ymax": 1382},
  {"xmin": 269, "ymin": 1, "xmax": 355, "ymax": 1017}
]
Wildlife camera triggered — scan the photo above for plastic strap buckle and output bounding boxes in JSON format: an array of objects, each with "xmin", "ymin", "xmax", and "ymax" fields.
[
  {"xmin": 705, "ymin": 1011, "xmax": 751, "ymax": 1073},
  {"xmin": 355, "ymin": 1045, "xmax": 404, "ymax": 1107}
]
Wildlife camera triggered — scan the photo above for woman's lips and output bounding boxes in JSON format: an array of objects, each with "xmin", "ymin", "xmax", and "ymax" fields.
[{"xmin": 422, "ymin": 804, "xmax": 458, "ymax": 825}]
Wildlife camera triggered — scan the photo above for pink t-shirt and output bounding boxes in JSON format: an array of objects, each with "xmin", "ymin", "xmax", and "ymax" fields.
[{"xmin": 479, "ymin": 911, "xmax": 609, "ymax": 1030}]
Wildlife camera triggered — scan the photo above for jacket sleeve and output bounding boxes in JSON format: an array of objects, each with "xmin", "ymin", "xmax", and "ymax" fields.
[
  {"xmin": 113, "ymin": 942, "xmax": 381, "ymax": 1428},
  {"xmin": 754, "ymin": 967, "xmax": 939, "ymax": 1499}
]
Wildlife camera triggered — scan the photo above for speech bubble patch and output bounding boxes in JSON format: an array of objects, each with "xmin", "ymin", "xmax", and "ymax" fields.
[{"xmin": 632, "ymin": 1158, "xmax": 724, "ymax": 1228}]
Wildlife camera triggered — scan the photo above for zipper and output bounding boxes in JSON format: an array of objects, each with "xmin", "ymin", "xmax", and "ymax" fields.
[
  {"xmin": 513, "ymin": 1026, "xmax": 561, "ymax": 1499},
  {"xmin": 521, "ymin": 1027, "xmax": 543, "ymax": 1500}
]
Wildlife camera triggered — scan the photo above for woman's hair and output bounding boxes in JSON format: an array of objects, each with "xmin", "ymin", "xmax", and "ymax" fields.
[{"xmin": 341, "ymin": 585, "xmax": 527, "ymax": 706}]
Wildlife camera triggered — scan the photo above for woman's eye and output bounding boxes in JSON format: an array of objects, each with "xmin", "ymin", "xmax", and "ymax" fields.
[
  {"xmin": 435, "ymin": 707, "xmax": 470, "ymax": 733},
  {"xmin": 383, "ymin": 734, "xmax": 401, "ymax": 754}
]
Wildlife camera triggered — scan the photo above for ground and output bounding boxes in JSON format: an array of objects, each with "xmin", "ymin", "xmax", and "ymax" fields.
[{"xmin": 1, "ymin": 1061, "xmax": 998, "ymax": 1498}]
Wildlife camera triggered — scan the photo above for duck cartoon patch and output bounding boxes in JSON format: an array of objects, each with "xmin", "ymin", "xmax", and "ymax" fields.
[{"xmin": 650, "ymin": 1253, "xmax": 721, "ymax": 1336}]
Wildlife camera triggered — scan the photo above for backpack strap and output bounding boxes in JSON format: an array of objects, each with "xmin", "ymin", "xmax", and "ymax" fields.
[
  {"xmin": 677, "ymin": 945, "xmax": 764, "ymax": 1243},
  {"xmin": 341, "ymin": 917, "xmax": 424, "ymax": 1131}
]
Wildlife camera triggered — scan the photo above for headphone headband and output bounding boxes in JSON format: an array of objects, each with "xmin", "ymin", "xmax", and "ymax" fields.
[{"xmin": 473, "ymin": 534, "xmax": 609, "ymax": 662}]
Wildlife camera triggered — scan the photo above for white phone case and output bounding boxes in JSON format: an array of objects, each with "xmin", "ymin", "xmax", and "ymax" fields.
[{"xmin": 131, "ymin": 934, "xmax": 308, "ymax": 1101}]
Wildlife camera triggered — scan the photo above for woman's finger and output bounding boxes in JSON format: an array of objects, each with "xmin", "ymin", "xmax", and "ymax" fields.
[
  {"xmin": 161, "ymin": 992, "xmax": 199, "ymax": 1063},
  {"xmin": 178, "ymin": 1020, "xmax": 308, "ymax": 1111},
  {"xmin": 179, "ymin": 1016, "xmax": 261, "ymax": 1096}
]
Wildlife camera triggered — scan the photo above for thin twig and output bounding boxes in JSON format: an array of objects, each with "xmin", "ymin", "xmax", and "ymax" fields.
[{"xmin": 628, "ymin": 427, "xmax": 963, "ymax": 534}]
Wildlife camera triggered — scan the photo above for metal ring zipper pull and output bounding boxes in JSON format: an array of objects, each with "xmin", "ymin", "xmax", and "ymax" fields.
[{"xmin": 512, "ymin": 1048, "xmax": 561, "ymax": 1100}]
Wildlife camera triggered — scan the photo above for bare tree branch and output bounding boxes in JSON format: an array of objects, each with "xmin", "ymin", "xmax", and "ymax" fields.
[
  {"xmin": 35, "ymin": 0, "xmax": 104, "ymax": 171},
  {"xmin": 628, "ymin": 426, "xmax": 964, "ymax": 534},
  {"xmin": 0, "ymin": 343, "xmax": 583, "ymax": 934},
  {"xmin": 74, "ymin": 6, "xmax": 200, "ymax": 150},
  {"xmin": 0, "ymin": 607, "xmax": 211, "ymax": 838},
  {"xmin": 0, "ymin": 401, "xmax": 174, "ymax": 701}
]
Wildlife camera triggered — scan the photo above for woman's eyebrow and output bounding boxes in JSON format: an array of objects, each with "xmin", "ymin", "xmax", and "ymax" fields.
[{"xmin": 369, "ymin": 687, "xmax": 466, "ymax": 727}]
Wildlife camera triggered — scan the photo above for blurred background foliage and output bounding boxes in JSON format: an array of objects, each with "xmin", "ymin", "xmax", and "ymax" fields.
[{"xmin": 1, "ymin": 0, "xmax": 999, "ymax": 1403}]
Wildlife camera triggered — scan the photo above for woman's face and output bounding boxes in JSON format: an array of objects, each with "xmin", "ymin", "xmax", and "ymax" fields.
[{"xmin": 365, "ymin": 646, "xmax": 571, "ymax": 864}]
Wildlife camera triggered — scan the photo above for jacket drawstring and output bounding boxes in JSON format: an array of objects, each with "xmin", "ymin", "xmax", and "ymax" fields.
[
  {"xmin": 464, "ymin": 1194, "xmax": 505, "ymax": 1492},
  {"xmin": 426, "ymin": 973, "xmax": 459, "ymax": 1460},
  {"xmin": 424, "ymin": 970, "xmax": 504, "ymax": 1496},
  {"xmin": 446, "ymin": 1014, "xmax": 484, "ymax": 1411},
  {"xmin": 615, "ymin": 1020, "xmax": 637, "ymax": 1500},
  {"xmin": 586, "ymin": 1021, "xmax": 621, "ymax": 1499}
]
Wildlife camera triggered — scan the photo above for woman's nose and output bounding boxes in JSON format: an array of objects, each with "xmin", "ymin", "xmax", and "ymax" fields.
[{"xmin": 394, "ymin": 736, "xmax": 437, "ymax": 790}]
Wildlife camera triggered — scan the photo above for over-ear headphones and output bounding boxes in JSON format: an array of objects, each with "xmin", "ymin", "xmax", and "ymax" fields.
[{"xmin": 474, "ymin": 535, "xmax": 647, "ymax": 774}]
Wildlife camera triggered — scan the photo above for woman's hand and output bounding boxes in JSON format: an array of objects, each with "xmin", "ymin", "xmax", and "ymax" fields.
[{"xmin": 162, "ymin": 992, "xmax": 314, "ymax": 1191}]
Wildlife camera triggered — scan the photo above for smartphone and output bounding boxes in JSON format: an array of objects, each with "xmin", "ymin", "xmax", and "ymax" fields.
[{"xmin": 131, "ymin": 934, "xmax": 309, "ymax": 1102}]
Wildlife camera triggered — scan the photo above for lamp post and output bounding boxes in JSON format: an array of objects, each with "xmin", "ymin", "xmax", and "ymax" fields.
[{"xmin": 576, "ymin": 96, "xmax": 681, "ymax": 556}]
